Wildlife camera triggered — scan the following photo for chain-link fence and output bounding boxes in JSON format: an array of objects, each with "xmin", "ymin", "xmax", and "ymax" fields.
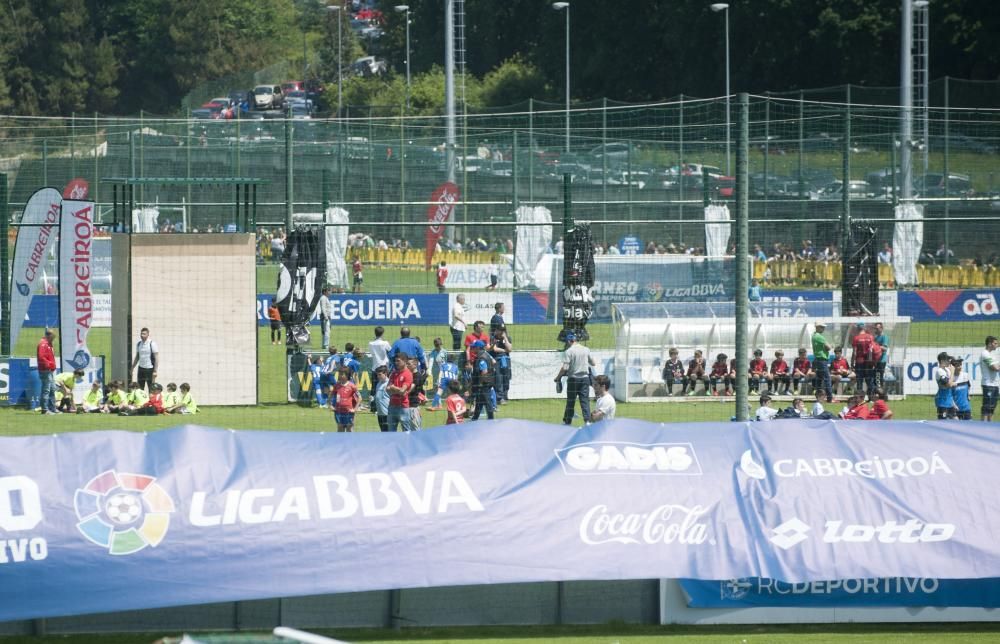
[{"xmin": 2, "ymin": 89, "xmax": 999, "ymax": 423}]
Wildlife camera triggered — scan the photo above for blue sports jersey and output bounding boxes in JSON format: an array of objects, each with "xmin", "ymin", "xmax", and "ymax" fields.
[
  {"xmin": 934, "ymin": 366, "xmax": 954, "ymax": 409},
  {"xmin": 439, "ymin": 362, "xmax": 459, "ymax": 386},
  {"xmin": 341, "ymin": 356, "xmax": 361, "ymax": 378}
]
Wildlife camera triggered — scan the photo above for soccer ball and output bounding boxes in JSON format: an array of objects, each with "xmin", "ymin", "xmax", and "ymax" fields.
[{"xmin": 105, "ymin": 493, "xmax": 143, "ymax": 525}]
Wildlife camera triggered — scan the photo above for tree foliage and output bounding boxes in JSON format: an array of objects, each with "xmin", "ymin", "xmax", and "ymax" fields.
[{"xmin": 0, "ymin": 0, "xmax": 997, "ymax": 116}]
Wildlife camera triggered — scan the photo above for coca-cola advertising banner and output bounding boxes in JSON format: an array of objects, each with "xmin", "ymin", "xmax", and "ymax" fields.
[
  {"xmin": 424, "ymin": 182, "xmax": 459, "ymax": 269},
  {"xmin": 0, "ymin": 419, "xmax": 997, "ymax": 622},
  {"xmin": 58, "ymin": 200, "xmax": 95, "ymax": 371}
]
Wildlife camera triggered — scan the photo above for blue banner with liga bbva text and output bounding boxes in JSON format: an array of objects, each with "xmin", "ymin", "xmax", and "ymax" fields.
[{"xmin": 0, "ymin": 419, "xmax": 999, "ymax": 622}]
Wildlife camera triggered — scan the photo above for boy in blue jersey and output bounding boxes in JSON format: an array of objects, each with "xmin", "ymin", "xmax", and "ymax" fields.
[
  {"xmin": 470, "ymin": 341, "xmax": 496, "ymax": 420},
  {"xmin": 321, "ymin": 346, "xmax": 341, "ymax": 400},
  {"xmin": 432, "ymin": 354, "xmax": 459, "ymax": 410},
  {"xmin": 341, "ymin": 343, "xmax": 362, "ymax": 381},
  {"xmin": 308, "ymin": 355, "xmax": 327, "ymax": 406},
  {"xmin": 933, "ymin": 352, "xmax": 957, "ymax": 419},
  {"xmin": 951, "ymin": 357, "xmax": 972, "ymax": 420}
]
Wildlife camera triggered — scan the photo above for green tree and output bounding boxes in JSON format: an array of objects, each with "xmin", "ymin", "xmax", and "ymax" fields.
[{"xmin": 88, "ymin": 35, "xmax": 120, "ymax": 113}]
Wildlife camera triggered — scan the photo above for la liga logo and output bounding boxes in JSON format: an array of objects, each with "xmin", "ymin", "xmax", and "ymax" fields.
[{"xmin": 74, "ymin": 470, "xmax": 175, "ymax": 555}]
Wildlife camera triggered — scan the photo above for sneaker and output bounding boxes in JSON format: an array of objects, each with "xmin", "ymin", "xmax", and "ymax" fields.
[
  {"xmin": 44, "ymin": 410, "xmax": 57, "ymax": 415},
  {"xmin": 711, "ymin": 390, "xmax": 719, "ymax": 397}
]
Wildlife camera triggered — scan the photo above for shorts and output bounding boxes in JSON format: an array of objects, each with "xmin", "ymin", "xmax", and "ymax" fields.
[
  {"xmin": 354, "ymin": 275, "xmax": 363, "ymax": 284},
  {"xmin": 335, "ymin": 412, "xmax": 355, "ymax": 426},
  {"xmin": 269, "ymin": 320, "xmax": 281, "ymax": 330},
  {"xmin": 937, "ymin": 407, "xmax": 955, "ymax": 420},
  {"xmin": 490, "ymin": 275, "xmax": 498, "ymax": 286},
  {"xmin": 983, "ymin": 386, "xmax": 998, "ymax": 414}
]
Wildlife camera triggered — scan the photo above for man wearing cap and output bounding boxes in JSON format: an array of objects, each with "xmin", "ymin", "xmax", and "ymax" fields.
[
  {"xmin": 37, "ymin": 328, "xmax": 59, "ymax": 414},
  {"xmin": 811, "ymin": 322, "xmax": 833, "ymax": 402},
  {"xmin": 470, "ymin": 340, "xmax": 496, "ymax": 421},
  {"xmin": 850, "ymin": 322, "xmax": 877, "ymax": 399},
  {"xmin": 554, "ymin": 332, "xmax": 596, "ymax": 425}
]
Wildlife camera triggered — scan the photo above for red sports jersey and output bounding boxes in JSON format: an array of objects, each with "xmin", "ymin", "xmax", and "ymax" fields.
[
  {"xmin": 770, "ymin": 359, "xmax": 789, "ymax": 375},
  {"xmin": 389, "ymin": 369, "xmax": 413, "ymax": 407},
  {"xmin": 793, "ymin": 357, "xmax": 812, "ymax": 373},
  {"xmin": 831, "ymin": 357, "xmax": 850, "ymax": 372},
  {"xmin": 335, "ymin": 381, "xmax": 359, "ymax": 413},
  {"xmin": 352, "ymin": 259, "xmax": 362, "ymax": 275},
  {"xmin": 843, "ymin": 402, "xmax": 870, "ymax": 419},
  {"xmin": 710, "ymin": 361, "xmax": 728, "ymax": 377},
  {"xmin": 446, "ymin": 393, "xmax": 466, "ymax": 424},
  {"xmin": 749, "ymin": 358, "xmax": 767, "ymax": 374},
  {"xmin": 437, "ymin": 266, "xmax": 449, "ymax": 286}
]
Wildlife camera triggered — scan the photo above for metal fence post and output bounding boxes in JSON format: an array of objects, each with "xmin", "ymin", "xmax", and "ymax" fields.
[
  {"xmin": 0, "ymin": 173, "xmax": 9, "ymax": 355},
  {"xmin": 841, "ymin": 95, "xmax": 851, "ymax": 256},
  {"xmin": 735, "ymin": 93, "xmax": 750, "ymax": 422},
  {"xmin": 285, "ymin": 105, "xmax": 293, "ymax": 232}
]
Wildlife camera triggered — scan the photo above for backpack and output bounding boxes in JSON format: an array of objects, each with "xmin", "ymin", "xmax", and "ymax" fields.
[{"xmin": 776, "ymin": 407, "xmax": 801, "ymax": 419}]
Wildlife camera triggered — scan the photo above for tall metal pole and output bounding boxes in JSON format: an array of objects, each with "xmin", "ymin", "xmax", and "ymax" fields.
[
  {"xmin": 711, "ymin": 3, "xmax": 731, "ymax": 175},
  {"xmin": 900, "ymin": 0, "xmax": 914, "ymax": 201},
  {"xmin": 842, "ymin": 97, "xmax": 852, "ymax": 256},
  {"xmin": 445, "ymin": 0, "xmax": 457, "ymax": 238},
  {"xmin": 404, "ymin": 8, "xmax": 411, "ymax": 111},
  {"xmin": 734, "ymin": 93, "xmax": 749, "ymax": 421},
  {"xmin": 0, "ymin": 174, "xmax": 9, "ymax": 356},
  {"xmin": 285, "ymin": 105, "xmax": 293, "ymax": 233},
  {"xmin": 553, "ymin": 2, "xmax": 570, "ymax": 154},
  {"xmin": 338, "ymin": 6, "xmax": 343, "ymax": 116}
]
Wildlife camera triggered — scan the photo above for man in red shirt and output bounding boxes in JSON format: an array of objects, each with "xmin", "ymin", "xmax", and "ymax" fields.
[
  {"xmin": 464, "ymin": 321, "xmax": 490, "ymax": 363},
  {"xmin": 851, "ymin": 322, "xmax": 876, "ymax": 399},
  {"xmin": 37, "ymin": 328, "xmax": 58, "ymax": 414},
  {"xmin": 386, "ymin": 353, "xmax": 413, "ymax": 432},
  {"xmin": 769, "ymin": 350, "xmax": 791, "ymax": 396},
  {"xmin": 791, "ymin": 348, "xmax": 814, "ymax": 396},
  {"xmin": 437, "ymin": 261, "xmax": 449, "ymax": 293}
]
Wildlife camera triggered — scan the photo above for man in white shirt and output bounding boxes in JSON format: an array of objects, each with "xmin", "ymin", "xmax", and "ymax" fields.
[
  {"xmin": 130, "ymin": 327, "xmax": 159, "ymax": 392},
  {"xmin": 317, "ymin": 286, "xmax": 333, "ymax": 348},
  {"xmin": 485, "ymin": 262, "xmax": 499, "ymax": 290},
  {"xmin": 980, "ymin": 335, "xmax": 1000, "ymax": 421},
  {"xmin": 451, "ymin": 294, "xmax": 467, "ymax": 351},
  {"xmin": 554, "ymin": 332, "xmax": 596, "ymax": 425},
  {"xmin": 590, "ymin": 374, "xmax": 616, "ymax": 422}
]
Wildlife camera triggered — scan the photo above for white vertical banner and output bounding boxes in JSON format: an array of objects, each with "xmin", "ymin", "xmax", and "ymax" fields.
[
  {"xmin": 514, "ymin": 205, "xmax": 552, "ymax": 289},
  {"xmin": 325, "ymin": 206, "xmax": 350, "ymax": 290},
  {"xmin": 59, "ymin": 200, "xmax": 95, "ymax": 371},
  {"xmin": 704, "ymin": 204, "xmax": 731, "ymax": 258},
  {"xmin": 893, "ymin": 203, "xmax": 923, "ymax": 287},
  {"xmin": 9, "ymin": 188, "xmax": 62, "ymax": 351}
]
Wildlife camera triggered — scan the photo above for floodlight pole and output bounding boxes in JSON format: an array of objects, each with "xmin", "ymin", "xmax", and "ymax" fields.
[
  {"xmin": 735, "ymin": 93, "xmax": 749, "ymax": 421},
  {"xmin": 0, "ymin": 174, "xmax": 9, "ymax": 355}
]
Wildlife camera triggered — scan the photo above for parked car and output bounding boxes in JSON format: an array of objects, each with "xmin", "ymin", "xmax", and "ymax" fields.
[
  {"xmin": 351, "ymin": 56, "xmax": 387, "ymax": 77},
  {"xmin": 810, "ymin": 179, "xmax": 874, "ymax": 201},
  {"xmin": 192, "ymin": 98, "xmax": 232, "ymax": 119},
  {"xmin": 252, "ymin": 84, "xmax": 284, "ymax": 110},
  {"xmin": 914, "ymin": 172, "xmax": 974, "ymax": 198},
  {"xmin": 281, "ymin": 80, "xmax": 304, "ymax": 94},
  {"xmin": 588, "ymin": 142, "xmax": 631, "ymax": 162}
]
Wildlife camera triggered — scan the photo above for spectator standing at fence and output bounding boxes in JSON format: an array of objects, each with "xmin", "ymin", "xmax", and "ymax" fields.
[
  {"xmin": 386, "ymin": 353, "xmax": 413, "ymax": 432},
  {"xmin": 130, "ymin": 327, "xmax": 159, "ymax": 392},
  {"xmin": 555, "ymin": 332, "xmax": 595, "ymax": 425},
  {"xmin": 850, "ymin": 322, "xmax": 877, "ymax": 399},
  {"xmin": 878, "ymin": 243, "xmax": 893, "ymax": 265},
  {"xmin": 451, "ymin": 294, "xmax": 467, "ymax": 350},
  {"xmin": 270, "ymin": 230, "xmax": 285, "ymax": 262},
  {"xmin": 37, "ymin": 329, "xmax": 58, "ymax": 415},
  {"xmin": 389, "ymin": 327, "xmax": 426, "ymax": 371},
  {"xmin": 437, "ymin": 261, "xmax": 449, "ymax": 293},
  {"xmin": 590, "ymin": 375, "xmax": 616, "ymax": 422},
  {"xmin": 980, "ymin": 336, "xmax": 1000, "ymax": 421},
  {"xmin": 317, "ymin": 287, "xmax": 333, "ymax": 348},
  {"xmin": 873, "ymin": 322, "xmax": 890, "ymax": 390},
  {"xmin": 748, "ymin": 278, "xmax": 762, "ymax": 302},
  {"xmin": 812, "ymin": 322, "xmax": 833, "ymax": 402},
  {"xmin": 268, "ymin": 301, "xmax": 282, "ymax": 345}
]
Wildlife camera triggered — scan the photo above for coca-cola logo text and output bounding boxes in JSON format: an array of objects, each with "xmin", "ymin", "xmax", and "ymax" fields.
[{"xmin": 579, "ymin": 504, "xmax": 711, "ymax": 545}]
